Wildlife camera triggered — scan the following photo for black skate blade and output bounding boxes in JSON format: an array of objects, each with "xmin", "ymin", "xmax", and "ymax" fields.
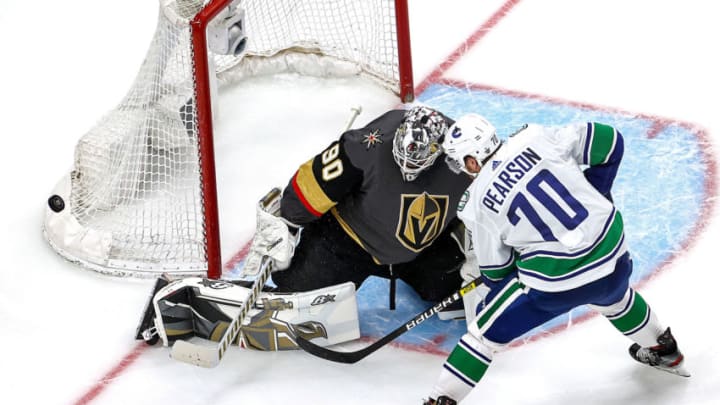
[{"xmin": 134, "ymin": 275, "xmax": 171, "ymax": 341}]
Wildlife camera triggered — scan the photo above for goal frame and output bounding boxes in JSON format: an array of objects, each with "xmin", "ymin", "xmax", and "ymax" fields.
[
  {"xmin": 44, "ymin": 0, "xmax": 415, "ymax": 279},
  {"xmin": 196, "ymin": 0, "xmax": 414, "ymax": 279}
]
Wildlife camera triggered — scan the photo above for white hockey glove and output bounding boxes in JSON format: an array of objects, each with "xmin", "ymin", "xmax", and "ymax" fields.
[
  {"xmin": 242, "ymin": 190, "xmax": 301, "ymax": 277},
  {"xmin": 461, "ymin": 257, "xmax": 490, "ymax": 321},
  {"xmin": 457, "ymin": 227, "xmax": 490, "ymax": 321}
]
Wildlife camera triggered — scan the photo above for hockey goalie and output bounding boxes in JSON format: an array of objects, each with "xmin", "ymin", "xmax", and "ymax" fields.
[
  {"xmin": 131, "ymin": 3, "xmax": 369, "ymax": 356},
  {"xmin": 136, "ymin": 105, "xmax": 484, "ymax": 362}
]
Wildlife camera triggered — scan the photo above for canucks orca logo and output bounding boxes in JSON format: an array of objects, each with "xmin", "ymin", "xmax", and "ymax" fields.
[{"xmin": 396, "ymin": 192, "xmax": 449, "ymax": 252}]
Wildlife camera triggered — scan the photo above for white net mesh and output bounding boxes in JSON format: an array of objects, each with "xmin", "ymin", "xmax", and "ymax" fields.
[
  {"xmin": 235, "ymin": 0, "xmax": 401, "ymax": 91},
  {"xmin": 43, "ymin": 0, "xmax": 409, "ymax": 277}
]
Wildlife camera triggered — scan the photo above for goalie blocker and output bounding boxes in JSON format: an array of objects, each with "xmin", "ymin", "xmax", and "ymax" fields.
[{"xmin": 137, "ymin": 277, "xmax": 359, "ymax": 351}]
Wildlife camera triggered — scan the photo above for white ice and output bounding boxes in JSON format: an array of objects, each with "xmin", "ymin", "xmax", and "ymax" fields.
[{"xmin": 1, "ymin": 0, "xmax": 719, "ymax": 404}]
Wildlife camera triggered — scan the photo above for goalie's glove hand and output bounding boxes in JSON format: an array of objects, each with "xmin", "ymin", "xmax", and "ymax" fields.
[{"xmin": 242, "ymin": 201, "xmax": 301, "ymax": 277}]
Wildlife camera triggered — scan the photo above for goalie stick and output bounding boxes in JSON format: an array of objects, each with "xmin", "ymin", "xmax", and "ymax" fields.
[
  {"xmin": 171, "ymin": 105, "xmax": 362, "ymax": 366},
  {"xmin": 170, "ymin": 188, "xmax": 281, "ymax": 368},
  {"xmin": 343, "ymin": 105, "xmax": 362, "ymax": 132},
  {"xmin": 296, "ymin": 276, "xmax": 485, "ymax": 364},
  {"xmin": 170, "ymin": 257, "xmax": 273, "ymax": 367}
]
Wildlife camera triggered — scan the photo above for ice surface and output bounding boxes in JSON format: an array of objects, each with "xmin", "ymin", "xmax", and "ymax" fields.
[{"xmin": 1, "ymin": 1, "xmax": 719, "ymax": 404}]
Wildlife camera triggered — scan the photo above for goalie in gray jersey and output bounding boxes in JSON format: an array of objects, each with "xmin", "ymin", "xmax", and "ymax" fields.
[
  {"xmin": 244, "ymin": 106, "xmax": 476, "ymax": 311},
  {"xmin": 138, "ymin": 106, "xmax": 476, "ymax": 353},
  {"xmin": 422, "ymin": 114, "xmax": 688, "ymax": 405}
]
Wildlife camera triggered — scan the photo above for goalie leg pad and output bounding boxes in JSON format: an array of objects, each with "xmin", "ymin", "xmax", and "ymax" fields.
[
  {"xmin": 135, "ymin": 275, "xmax": 171, "ymax": 344},
  {"xmin": 151, "ymin": 277, "xmax": 359, "ymax": 351}
]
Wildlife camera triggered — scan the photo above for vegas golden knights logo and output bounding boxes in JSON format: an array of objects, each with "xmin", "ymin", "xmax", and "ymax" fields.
[
  {"xmin": 240, "ymin": 298, "xmax": 328, "ymax": 351},
  {"xmin": 396, "ymin": 193, "xmax": 449, "ymax": 252}
]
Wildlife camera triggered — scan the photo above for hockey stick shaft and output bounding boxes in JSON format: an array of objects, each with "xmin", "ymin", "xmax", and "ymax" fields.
[
  {"xmin": 170, "ymin": 256, "xmax": 273, "ymax": 367},
  {"xmin": 296, "ymin": 276, "xmax": 484, "ymax": 364},
  {"xmin": 343, "ymin": 105, "xmax": 362, "ymax": 132},
  {"xmin": 170, "ymin": 188, "xmax": 282, "ymax": 367}
]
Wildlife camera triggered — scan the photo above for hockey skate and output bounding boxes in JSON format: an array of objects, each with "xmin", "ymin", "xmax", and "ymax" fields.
[
  {"xmin": 423, "ymin": 396, "xmax": 456, "ymax": 405},
  {"xmin": 628, "ymin": 327, "xmax": 690, "ymax": 377}
]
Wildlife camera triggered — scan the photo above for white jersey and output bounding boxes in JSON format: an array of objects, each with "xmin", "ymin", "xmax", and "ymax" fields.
[{"xmin": 458, "ymin": 122, "xmax": 626, "ymax": 292}]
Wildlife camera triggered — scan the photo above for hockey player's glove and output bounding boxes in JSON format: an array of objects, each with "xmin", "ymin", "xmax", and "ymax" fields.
[
  {"xmin": 243, "ymin": 192, "xmax": 302, "ymax": 277},
  {"xmin": 447, "ymin": 220, "xmax": 490, "ymax": 321}
]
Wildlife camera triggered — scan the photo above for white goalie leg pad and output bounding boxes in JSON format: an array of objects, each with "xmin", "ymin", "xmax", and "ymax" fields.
[
  {"xmin": 151, "ymin": 277, "xmax": 359, "ymax": 350},
  {"xmin": 151, "ymin": 277, "xmax": 197, "ymax": 347},
  {"xmin": 242, "ymin": 282, "xmax": 359, "ymax": 350}
]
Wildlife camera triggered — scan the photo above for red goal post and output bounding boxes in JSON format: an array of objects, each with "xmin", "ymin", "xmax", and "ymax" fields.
[{"xmin": 43, "ymin": 0, "xmax": 414, "ymax": 279}]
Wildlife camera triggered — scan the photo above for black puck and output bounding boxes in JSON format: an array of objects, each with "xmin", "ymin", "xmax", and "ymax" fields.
[{"xmin": 48, "ymin": 195, "xmax": 65, "ymax": 213}]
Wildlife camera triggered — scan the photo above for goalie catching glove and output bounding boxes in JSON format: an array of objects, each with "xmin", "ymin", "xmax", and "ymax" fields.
[{"xmin": 242, "ymin": 188, "xmax": 302, "ymax": 277}]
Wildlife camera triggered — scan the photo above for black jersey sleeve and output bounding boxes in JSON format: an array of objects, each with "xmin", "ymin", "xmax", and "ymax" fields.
[{"xmin": 281, "ymin": 137, "xmax": 364, "ymax": 224}]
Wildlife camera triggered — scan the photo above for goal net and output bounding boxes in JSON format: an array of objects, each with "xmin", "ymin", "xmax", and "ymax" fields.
[{"xmin": 43, "ymin": 0, "xmax": 414, "ymax": 278}]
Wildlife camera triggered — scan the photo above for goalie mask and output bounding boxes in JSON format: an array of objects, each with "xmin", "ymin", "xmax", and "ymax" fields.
[
  {"xmin": 392, "ymin": 106, "xmax": 449, "ymax": 181},
  {"xmin": 443, "ymin": 113, "xmax": 500, "ymax": 175}
]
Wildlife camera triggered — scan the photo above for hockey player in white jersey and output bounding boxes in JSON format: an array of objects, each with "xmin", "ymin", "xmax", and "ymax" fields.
[{"xmin": 422, "ymin": 114, "xmax": 688, "ymax": 405}]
